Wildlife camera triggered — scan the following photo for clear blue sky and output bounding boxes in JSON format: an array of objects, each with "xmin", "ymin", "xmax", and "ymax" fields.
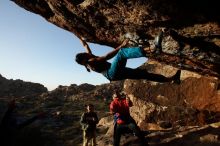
[{"xmin": 0, "ymin": 0, "xmax": 146, "ymax": 91}]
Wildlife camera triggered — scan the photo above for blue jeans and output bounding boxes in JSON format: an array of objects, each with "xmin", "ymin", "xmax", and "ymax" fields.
[{"xmin": 103, "ymin": 47, "xmax": 145, "ymax": 81}]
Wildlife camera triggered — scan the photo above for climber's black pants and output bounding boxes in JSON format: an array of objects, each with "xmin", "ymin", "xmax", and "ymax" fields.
[{"xmin": 113, "ymin": 120, "xmax": 147, "ymax": 146}]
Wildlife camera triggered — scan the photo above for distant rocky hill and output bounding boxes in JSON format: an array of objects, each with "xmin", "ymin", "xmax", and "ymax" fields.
[
  {"xmin": 0, "ymin": 74, "xmax": 47, "ymax": 97},
  {"xmin": 0, "ymin": 73, "xmax": 123, "ymax": 101},
  {"xmin": 40, "ymin": 81, "xmax": 123, "ymax": 101}
]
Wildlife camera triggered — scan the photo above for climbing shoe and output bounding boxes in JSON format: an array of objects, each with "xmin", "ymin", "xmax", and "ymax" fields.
[
  {"xmin": 154, "ymin": 31, "xmax": 164, "ymax": 54},
  {"xmin": 172, "ymin": 70, "xmax": 181, "ymax": 84}
]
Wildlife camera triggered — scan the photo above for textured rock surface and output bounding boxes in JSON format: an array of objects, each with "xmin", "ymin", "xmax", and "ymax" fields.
[
  {"xmin": 12, "ymin": 0, "xmax": 220, "ymax": 77},
  {"xmin": 123, "ymin": 60, "xmax": 220, "ymax": 128},
  {"xmin": 6, "ymin": 1, "xmax": 220, "ymax": 145},
  {"xmin": 97, "ymin": 120, "xmax": 220, "ymax": 146}
]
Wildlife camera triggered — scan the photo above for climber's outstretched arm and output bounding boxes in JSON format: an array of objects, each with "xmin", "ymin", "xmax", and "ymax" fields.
[
  {"xmin": 79, "ymin": 36, "xmax": 92, "ymax": 54},
  {"xmin": 96, "ymin": 39, "xmax": 130, "ymax": 61}
]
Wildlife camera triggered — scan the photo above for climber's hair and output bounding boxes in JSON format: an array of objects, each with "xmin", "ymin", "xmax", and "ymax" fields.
[
  {"xmin": 75, "ymin": 52, "xmax": 88, "ymax": 65},
  {"xmin": 75, "ymin": 53, "xmax": 91, "ymax": 72}
]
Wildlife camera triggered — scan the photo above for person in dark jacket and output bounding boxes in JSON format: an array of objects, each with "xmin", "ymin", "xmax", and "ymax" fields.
[
  {"xmin": 80, "ymin": 104, "xmax": 99, "ymax": 146},
  {"xmin": 0, "ymin": 100, "xmax": 46, "ymax": 146}
]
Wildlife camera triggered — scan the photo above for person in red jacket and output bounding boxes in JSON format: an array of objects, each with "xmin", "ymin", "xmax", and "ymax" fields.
[{"xmin": 110, "ymin": 91, "xmax": 148, "ymax": 146}]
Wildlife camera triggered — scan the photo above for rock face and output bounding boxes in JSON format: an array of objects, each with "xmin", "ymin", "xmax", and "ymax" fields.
[
  {"xmin": 124, "ymin": 60, "xmax": 220, "ymax": 128},
  {"xmin": 0, "ymin": 74, "xmax": 47, "ymax": 97},
  {"xmin": 12, "ymin": 0, "xmax": 220, "ymax": 77},
  {"xmin": 97, "ymin": 62, "xmax": 220, "ymax": 145},
  {"xmin": 9, "ymin": 1, "xmax": 220, "ymax": 145}
]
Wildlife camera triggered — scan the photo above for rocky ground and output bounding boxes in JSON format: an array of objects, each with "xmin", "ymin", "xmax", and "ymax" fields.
[
  {"xmin": 0, "ymin": 75, "xmax": 122, "ymax": 146},
  {"xmin": 0, "ymin": 72, "xmax": 219, "ymax": 146},
  {"xmin": 98, "ymin": 116, "xmax": 220, "ymax": 146},
  {"xmin": 0, "ymin": 94, "xmax": 109, "ymax": 146},
  {"xmin": 1, "ymin": 94, "xmax": 219, "ymax": 146}
]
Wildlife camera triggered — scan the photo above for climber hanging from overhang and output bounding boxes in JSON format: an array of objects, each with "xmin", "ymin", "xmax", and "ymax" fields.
[{"xmin": 74, "ymin": 30, "xmax": 181, "ymax": 84}]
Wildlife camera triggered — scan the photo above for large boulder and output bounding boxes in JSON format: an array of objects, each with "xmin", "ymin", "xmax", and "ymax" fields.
[
  {"xmin": 123, "ymin": 60, "xmax": 220, "ymax": 128},
  {"xmin": 11, "ymin": 0, "xmax": 220, "ymax": 77}
]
